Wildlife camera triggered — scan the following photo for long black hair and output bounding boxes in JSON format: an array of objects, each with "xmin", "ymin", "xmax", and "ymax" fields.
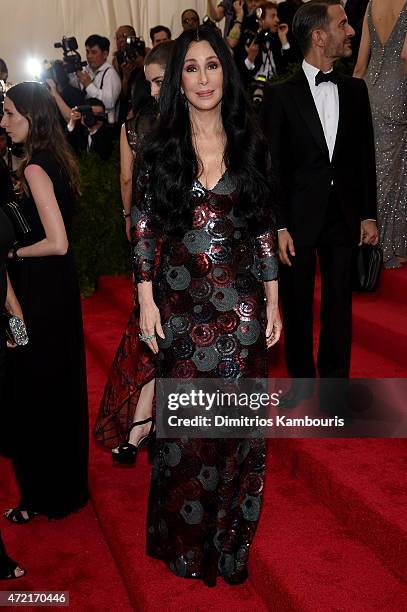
[{"xmin": 142, "ymin": 25, "xmax": 276, "ymax": 238}]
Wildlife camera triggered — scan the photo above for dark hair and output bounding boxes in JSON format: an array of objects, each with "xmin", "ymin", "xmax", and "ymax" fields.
[
  {"xmin": 85, "ymin": 34, "xmax": 110, "ymax": 53},
  {"xmin": 0, "ymin": 58, "xmax": 8, "ymax": 79},
  {"xmin": 6, "ymin": 82, "xmax": 80, "ymax": 197},
  {"xmin": 145, "ymin": 40, "xmax": 175, "ymax": 68},
  {"xmin": 130, "ymin": 71, "xmax": 152, "ymax": 115},
  {"xmin": 181, "ymin": 9, "xmax": 200, "ymax": 22},
  {"xmin": 258, "ymin": 1, "xmax": 278, "ymax": 18},
  {"xmin": 292, "ymin": 0, "xmax": 341, "ymax": 55},
  {"xmin": 141, "ymin": 25, "xmax": 275, "ymax": 238},
  {"xmin": 150, "ymin": 25, "xmax": 172, "ymax": 43},
  {"xmin": 85, "ymin": 97, "xmax": 106, "ymax": 111}
]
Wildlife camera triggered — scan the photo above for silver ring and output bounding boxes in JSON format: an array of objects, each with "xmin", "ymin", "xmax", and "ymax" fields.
[{"xmin": 139, "ymin": 333, "xmax": 156, "ymax": 342}]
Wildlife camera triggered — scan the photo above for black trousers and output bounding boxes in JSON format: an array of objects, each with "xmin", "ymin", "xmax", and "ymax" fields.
[{"xmin": 280, "ymin": 195, "xmax": 354, "ymax": 379}]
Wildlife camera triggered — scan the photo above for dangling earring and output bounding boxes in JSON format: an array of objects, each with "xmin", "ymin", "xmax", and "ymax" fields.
[{"xmin": 180, "ymin": 89, "xmax": 188, "ymax": 108}]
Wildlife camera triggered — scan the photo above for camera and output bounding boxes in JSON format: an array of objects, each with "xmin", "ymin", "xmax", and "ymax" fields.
[
  {"xmin": 244, "ymin": 27, "xmax": 273, "ymax": 49},
  {"xmin": 76, "ymin": 105, "xmax": 107, "ymax": 129},
  {"xmin": 54, "ymin": 36, "xmax": 87, "ymax": 74},
  {"xmin": 202, "ymin": 15, "xmax": 218, "ymax": 28},
  {"xmin": 116, "ymin": 36, "xmax": 146, "ymax": 66}
]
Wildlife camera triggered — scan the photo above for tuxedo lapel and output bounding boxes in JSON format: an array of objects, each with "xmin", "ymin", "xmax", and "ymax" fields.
[{"xmin": 290, "ymin": 70, "xmax": 330, "ymax": 159}]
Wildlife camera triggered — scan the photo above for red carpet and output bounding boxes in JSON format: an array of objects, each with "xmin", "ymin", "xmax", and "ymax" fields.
[{"xmin": 1, "ymin": 267, "xmax": 407, "ymax": 610}]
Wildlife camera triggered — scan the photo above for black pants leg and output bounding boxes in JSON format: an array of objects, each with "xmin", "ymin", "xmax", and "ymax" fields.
[
  {"xmin": 280, "ymin": 246, "xmax": 317, "ymax": 377},
  {"xmin": 317, "ymin": 241, "xmax": 353, "ymax": 378}
]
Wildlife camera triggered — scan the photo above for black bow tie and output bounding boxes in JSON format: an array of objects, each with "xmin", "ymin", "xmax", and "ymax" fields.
[{"xmin": 315, "ymin": 70, "xmax": 338, "ymax": 86}]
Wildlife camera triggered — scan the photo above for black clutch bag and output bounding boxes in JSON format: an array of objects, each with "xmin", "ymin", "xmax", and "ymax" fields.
[
  {"xmin": 352, "ymin": 244, "xmax": 383, "ymax": 292},
  {"xmin": 1, "ymin": 201, "xmax": 31, "ymax": 244}
]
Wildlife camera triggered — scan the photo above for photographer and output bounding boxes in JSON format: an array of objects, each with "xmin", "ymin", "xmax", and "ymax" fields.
[
  {"xmin": 207, "ymin": 0, "xmax": 237, "ymax": 38},
  {"xmin": 66, "ymin": 99, "xmax": 113, "ymax": 160},
  {"xmin": 235, "ymin": 1, "xmax": 294, "ymax": 89},
  {"xmin": 226, "ymin": 0, "xmax": 262, "ymax": 48},
  {"xmin": 113, "ymin": 26, "xmax": 147, "ymax": 123},
  {"xmin": 73, "ymin": 35, "xmax": 121, "ymax": 125},
  {"xmin": 46, "ymin": 60, "xmax": 85, "ymax": 124}
]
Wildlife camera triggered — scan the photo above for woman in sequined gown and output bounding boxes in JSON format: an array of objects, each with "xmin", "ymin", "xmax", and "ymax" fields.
[
  {"xmin": 133, "ymin": 26, "xmax": 281, "ymax": 586},
  {"xmin": 354, "ymin": 0, "xmax": 407, "ymax": 268},
  {"xmin": 94, "ymin": 42, "xmax": 175, "ymax": 452}
]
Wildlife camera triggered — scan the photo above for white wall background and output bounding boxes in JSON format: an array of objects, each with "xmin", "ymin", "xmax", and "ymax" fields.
[{"xmin": 0, "ymin": 0, "xmax": 208, "ymax": 83}]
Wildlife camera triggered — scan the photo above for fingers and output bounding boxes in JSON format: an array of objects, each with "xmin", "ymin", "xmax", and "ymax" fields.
[
  {"xmin": 288, "ymin": 236, "xmax": 295, "ymax": 258},
  {"xmin": 278, "ymin": 243, "xmax": 292, "ymax": 266},
  {"xmin": 266, "ymin": 321, "xmax": 282, "ymax": 349},
  {"xmin": 156, "ymin": 321, "xmax": 165, "ymax": 340}
]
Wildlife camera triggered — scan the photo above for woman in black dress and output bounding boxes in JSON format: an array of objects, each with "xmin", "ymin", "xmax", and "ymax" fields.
[
  {"xmin": 134, "ymin": 27, "xmax": 281, "ymax": 585},
  {"xmin": 0, "ymin": 208, "xmax": 25, "ymax": 578},
  {"xmin": 0, "ymin": 82, "xmax": 88, "ymax": 522}
]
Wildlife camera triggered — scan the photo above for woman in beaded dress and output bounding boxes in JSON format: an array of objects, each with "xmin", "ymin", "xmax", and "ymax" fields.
[
  {"xmin": 133, "ymin": 26, "xmax": 281, "ymax": 586},
  {"xmin": 354, "ymin": 0, "xmax": 407, "ymax": 268},
  {"xmin": 94, "ymin": 42, "xmax": 175, "ymax": 456}
]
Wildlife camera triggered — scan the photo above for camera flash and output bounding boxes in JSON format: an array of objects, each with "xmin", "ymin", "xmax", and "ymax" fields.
[{"xmin": 26, "ymin": 58, "xmax": 42, "ymax": 79}]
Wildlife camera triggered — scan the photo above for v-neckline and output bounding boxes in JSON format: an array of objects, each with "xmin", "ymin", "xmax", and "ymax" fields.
[
  {"xmin": 370, "ymin": 0, "xmax": 406, "ymax": 48},
  {"xmin": 196, "ymin": 169, "xmax": 227, "ymax": 193}
]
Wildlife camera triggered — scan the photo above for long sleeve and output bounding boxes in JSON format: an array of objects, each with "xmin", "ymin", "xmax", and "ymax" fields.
[
  {"xmin": 260, "ymin": 84, "xmax": 288, "ymax": 230},
  {"xmin": 358, "ymin": 79, "xmax": 377, "ymax": 221},
  {"xmin": 254, "ymin": 227, "xmax": 279, "ymax": 281},
  {"xmin": 131, "ymin": 168, "xmax": 162, "ymax": 283}
]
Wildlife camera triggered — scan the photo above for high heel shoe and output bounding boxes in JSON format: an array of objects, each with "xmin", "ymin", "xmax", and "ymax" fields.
[{"xmin": 112, "ymin": 417, "xmax": 155, "ymax": 465}]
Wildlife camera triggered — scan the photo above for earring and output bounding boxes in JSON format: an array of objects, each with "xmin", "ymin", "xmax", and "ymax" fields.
[{"xmin": 181, "ymin": 90, "xmax": 188, "ymax": 108}]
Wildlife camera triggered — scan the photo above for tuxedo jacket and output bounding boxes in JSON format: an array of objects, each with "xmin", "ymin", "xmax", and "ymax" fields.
[{"xmin": 261, "ymin": 68, "xmax": 377, "ymax": 245}]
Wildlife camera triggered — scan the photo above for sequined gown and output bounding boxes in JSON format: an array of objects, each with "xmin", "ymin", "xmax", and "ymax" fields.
[
  {"xmin": 132, "ymin": 171, "xmax": 278, "ymax": 585},
  {"xmin": 364, "ymin": 1, "xmax": 407, "ymax": 267}
]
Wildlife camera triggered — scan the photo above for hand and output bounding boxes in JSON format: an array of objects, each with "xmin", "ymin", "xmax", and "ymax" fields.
[
  {"xmin": 139, "ymin": 300, "xmax": 165, "ymax": 354},
  {"xmin": 265, "ymin": 303, "xmax": 282, "ymax": 349},
  {"xmin": 233, "ymin": 0, "xmax": 244, "ymax": 20},
  {"xmin": 46, "ymin": 78, "xmax": 57, "ymax": 96},
  {"xmin": 69, "ymin": 107, "xmax": 82, "ymax": 124},
  {"xmin": 278, "ymin": 23, "xmax": 289, "ymax": 45},
  {"xmin": 359, "ymin": 220, "xmax": 379, "ymax": 246},
  {"xmin": 76, "ymin": 70, "xmax": 92, "ymax": 88},
  {"xmin": 121, "ymin": 57, "xmax": 142, "ymax": 74},
  {"xmin": 278, "ymin": 229, "xmax": 295, "ymax": 266},
  {"xmin": 245, "ymin": 40, "xmax": 260, "ymax": 63}
]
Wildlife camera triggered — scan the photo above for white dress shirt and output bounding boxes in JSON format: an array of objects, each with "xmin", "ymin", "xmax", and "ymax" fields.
[
  {"xmin": 302, "ymin": 59, "xmax": 339, "ymax": 161},
  {"xmin": 71, "ymin": 61, "xmax": 121, "ymax": 124}
]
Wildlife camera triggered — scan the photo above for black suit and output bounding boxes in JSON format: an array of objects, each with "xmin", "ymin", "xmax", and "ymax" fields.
[
  {"xmin": 261, "ymin": 68, "xmax": 377, "ymax": 378},
  {"xmin": 66, "ymin": 123, "xmax": 113, "ymax": 161}
]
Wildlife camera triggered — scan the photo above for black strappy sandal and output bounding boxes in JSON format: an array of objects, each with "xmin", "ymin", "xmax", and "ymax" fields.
[
  {"xmin": 0, "ymin": 534, "xmax": 26, "ymax": 580},
  {"xmin": 112, "ymin": 417, "xmax": 155, "ymax": 465},
  {"xmin": 4, "ymin": 508, "xmax": 39, "ymax": 524}
]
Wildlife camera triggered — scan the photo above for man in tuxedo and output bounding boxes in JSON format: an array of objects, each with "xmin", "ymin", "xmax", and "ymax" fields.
[{"xmin": 261, "ymin": 0, "xmax": 378, "ymax": 403}]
